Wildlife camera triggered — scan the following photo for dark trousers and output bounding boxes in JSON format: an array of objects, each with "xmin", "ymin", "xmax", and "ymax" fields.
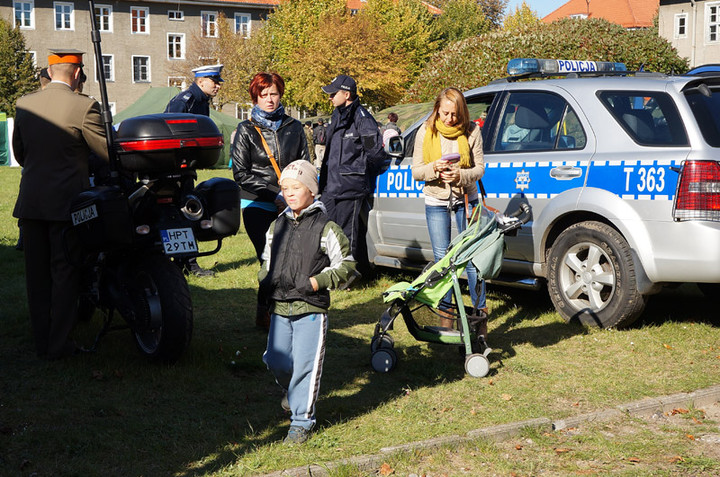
[
  {"xmin": 22, "ymin": 219, "xmax": 81, "ymax": 359},
  {"xmin": 243, "ymin": 206, "xmax": 279, "ymax": 261},
  {"xmin": 321, "ymin": 195, "xmax": 372, "ymax": 275}
]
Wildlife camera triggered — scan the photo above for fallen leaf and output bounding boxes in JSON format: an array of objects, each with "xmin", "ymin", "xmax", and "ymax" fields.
[
  {"xmin": 671, "ymin": 408, "xmax": 689, "ymax": 415},
  {"xmin": 501, "ymin": 393, "xmax": 513, "ymax": 401},
  {"xmin": 441, "ymin": 407, "xmax": 452, "ymax": 412},
  {"xmin": 379, "ymin": 462, "xmax": 394, "ymax": 476},
  {"xmin": 628, "ymin": 457, "xmax": 641, "ymax": 463},
  {"xmin": 515, "ymin": 444, "xmax": 523, "ymax": 450},
  {"xmin": 488, "ymin": 379, "xmax": 494, "ymax": 385},
  {"xmin": 554, "ymin": 448, "xmax": 571, "ymax": 454},
  {"xmin": 669, "ymin": 455, "xmax": 684, "ymax": 463},
  {"xmin": 686, "ymin": 434, "xmax": 695, "ymax": 440},
  {"xmin": 572, "ymin": 402, "xmax": 580, "ymax": 407},
  {"xmin": 663, "ymin": 343, "xmax": 673, "ymax": 350},
  {"xmin": 692, "ymin": 417, "xmax": 703, "ymax": 424},
  {"xmin": 470, "ymin": 408, "xmax": 477, "ymax": 415}
]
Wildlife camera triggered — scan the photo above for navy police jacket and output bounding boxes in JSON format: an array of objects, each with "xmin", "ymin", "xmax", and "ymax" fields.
[
  {"xmin": 319, "ymin": 100, "xmax": 387, "ymax": 199},
  {"xmin": 164, "ymin": 82, "xmax": 210, "ymax": 116}
]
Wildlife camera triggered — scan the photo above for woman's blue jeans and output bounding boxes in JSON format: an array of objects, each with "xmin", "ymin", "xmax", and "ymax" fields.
[{"xmin": 425, "ymin": 201, "xmax": 486, "ymax": 310}]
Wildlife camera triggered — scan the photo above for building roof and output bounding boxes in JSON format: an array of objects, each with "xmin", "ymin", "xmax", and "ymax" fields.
[
  {"xmin": 543, "ymin": 0, "xmax": 658, "ymax": 29},
  {"xmin": 346, "ymin": 0, "xmax": 442, "ymax": 15}
]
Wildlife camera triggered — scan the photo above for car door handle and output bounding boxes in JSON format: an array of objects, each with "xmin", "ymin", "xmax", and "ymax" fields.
[{"xmin": 550, "ymin": 165, "xmax": 582, "ymax": 180}]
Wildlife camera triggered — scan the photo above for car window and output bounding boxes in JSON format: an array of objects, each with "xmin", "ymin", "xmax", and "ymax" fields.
[
  {"xmin": 685, "ymin": 84, "xmax": 720, "ymax": 147},
  {"xmin": 492, "ymin": 92, "xmax": 586, "ymax": 152},
  {"xmin": 598, "ymin": 91, "xmax": 689, "ymax": 146}
]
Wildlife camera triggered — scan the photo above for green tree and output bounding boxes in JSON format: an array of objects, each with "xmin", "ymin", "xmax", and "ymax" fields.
[
  {"xmin": 435, "ymin": 0, "xmax": 493, "ymax": 44},
  {"xmin": 428, "ymin": 0, "xmax": 508, "ymax": 27},
  {"xmin": 361, "ymin": 0, "xmax": 441, "ymax": 78},
  {"xmin": 0, "ymin": 19, "xmax": 38, "ymax": 117},
  {"xmin": 405, "ymin": 18, "xmax": 689, "ymax": 102},
  {"xmin": 285, "ymin": 12, "xmax": 410, "ymax": 112},
  {"xmin": 503, "ymin": 1, "xmax": 543, "ymax": 32}
]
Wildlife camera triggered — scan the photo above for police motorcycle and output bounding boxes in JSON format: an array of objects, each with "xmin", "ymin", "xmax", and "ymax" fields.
[{"xmin": 65, "ymin": 3, "xmax": 240, "ymax": 363}]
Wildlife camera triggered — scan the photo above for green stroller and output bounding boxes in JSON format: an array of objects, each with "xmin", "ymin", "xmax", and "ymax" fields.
[{"xmin": 370, "ymin": 204, "xmax": 529, "ymax": 378}]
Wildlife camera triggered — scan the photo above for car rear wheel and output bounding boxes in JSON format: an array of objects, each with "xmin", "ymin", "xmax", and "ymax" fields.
[{"xmin": 547, "ymin": 221, "xmax": 646, "ymax": 328}]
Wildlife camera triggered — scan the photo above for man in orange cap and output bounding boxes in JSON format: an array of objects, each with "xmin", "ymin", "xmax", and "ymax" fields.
[{"xmin": 12, "ymin": 49, "xmax": 109, "ymax": 359}]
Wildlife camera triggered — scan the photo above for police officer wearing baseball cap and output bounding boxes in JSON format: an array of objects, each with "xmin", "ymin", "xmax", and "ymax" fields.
[
  {"xmin": 165, "ymin": 64, "xmax": 224, "ymax": 277},
  {"xmin": 165, "ymin": 64, "xmax": 224, "ymax": 116},
  {"xmin": 13, "ymin": 49, "xmax": 109, "ymax": 359},
  {"xmin": 318, "ymin": 74, "xmax": 387, "ymax": 276}
]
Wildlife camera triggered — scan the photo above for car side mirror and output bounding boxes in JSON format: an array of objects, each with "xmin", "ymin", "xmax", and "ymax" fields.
[{"xmin": 385, "ymin": 135, "xmax": 404, "ymax": 157}]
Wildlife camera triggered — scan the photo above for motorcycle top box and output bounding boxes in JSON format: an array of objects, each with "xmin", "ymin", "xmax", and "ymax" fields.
[{"xmin": 115, "ymin": 113, "xmax": 223, "ymax": 172}]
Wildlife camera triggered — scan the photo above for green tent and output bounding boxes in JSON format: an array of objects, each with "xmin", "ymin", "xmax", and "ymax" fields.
[{"xmin": 113, "ymin": 87, "xmax": 239, "ymax": 168}]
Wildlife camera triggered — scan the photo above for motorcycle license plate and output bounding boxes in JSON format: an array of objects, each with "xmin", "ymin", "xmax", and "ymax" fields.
[{"xmin": 160, "ymin": 228, "xmax": 198, "ymax": 255}]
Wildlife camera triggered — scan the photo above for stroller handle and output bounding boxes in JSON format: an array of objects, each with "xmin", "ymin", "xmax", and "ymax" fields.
[{"xmin": 497, "ymin": 203, "xmax": 531, "ymax": 233}]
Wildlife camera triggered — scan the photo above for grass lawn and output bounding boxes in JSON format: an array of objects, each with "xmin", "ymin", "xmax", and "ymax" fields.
[{"xmin": 1, "ymin": 166, "xmax": 719, "ymax": 476}]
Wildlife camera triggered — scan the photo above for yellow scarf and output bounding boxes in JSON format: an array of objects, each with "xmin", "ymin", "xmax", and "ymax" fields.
[{"xmin": 422, "ymin": 118, "xmax": 471, "ymax": 168}]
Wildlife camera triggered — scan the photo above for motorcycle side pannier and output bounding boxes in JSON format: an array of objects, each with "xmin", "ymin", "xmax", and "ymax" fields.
[
  {"xmin": 194, "ymin": 177, "xmax": 241, "ymax": 241},
  {"xmin": 115, "ymin": 113, "xmax": 223, "ymax": 172},
  {"xmin": 70, "ymin": 186, "xmax": 133, "ymax": 251}
]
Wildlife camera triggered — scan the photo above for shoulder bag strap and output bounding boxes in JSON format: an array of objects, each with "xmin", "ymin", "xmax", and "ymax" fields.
[{"xmin": 254, "ymin": 125, "xmax": 282, "ymax": 179}]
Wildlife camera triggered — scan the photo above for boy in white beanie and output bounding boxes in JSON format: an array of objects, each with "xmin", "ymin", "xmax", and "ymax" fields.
[{"xmin": 259, "ymin": 160, "xmax": 357, "ymax": 444}]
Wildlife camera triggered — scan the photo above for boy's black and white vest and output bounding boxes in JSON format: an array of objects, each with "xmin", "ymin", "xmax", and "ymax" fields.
[{"xmin": 265, "ymin": 206, "xmax": 330, "ymax": 310}]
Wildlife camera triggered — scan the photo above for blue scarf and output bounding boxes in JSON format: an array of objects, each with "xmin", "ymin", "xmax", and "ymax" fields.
[{"xmin": 251, "ymin": 103, "xmax": 286, "ymax": 131}]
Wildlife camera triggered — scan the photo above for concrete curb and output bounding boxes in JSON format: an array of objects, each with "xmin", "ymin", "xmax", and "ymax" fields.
[{"xmin": 261, "ymin": 384, "xmax": 720, "ymax": 477}]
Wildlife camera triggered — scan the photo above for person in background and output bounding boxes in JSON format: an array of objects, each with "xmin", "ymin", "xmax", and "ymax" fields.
[
  {"xmin": 304, "ymin": 121, "xmax": 316, "ymax": 167},
  {"xmin": 12, "ymin": 49, "xmax": 109, "ymax": 359},
  {"xmin": 318, "ymin": 74, "xmax": 387, "ymax": 277},
  {"xmin": 312, "ymin": 118, "xmax": 327, "ymax": 170},
  {"xmin": 411, "ymin": 87, "xmax": 486, "ymax": 327},
  {"xmin": 259, "ymin": 160, "xmax": 356, "ymax": 444},
  {"xmin": 231, "ymin": 72, "xmax": 309, "ymax": 330},
  {"xmin": 383, "ymin": 112, "xmax": 401, "ymax": 135},
  {"xmin": 165, "ymin": 64, "xmax": 225, "ymax": 277}
]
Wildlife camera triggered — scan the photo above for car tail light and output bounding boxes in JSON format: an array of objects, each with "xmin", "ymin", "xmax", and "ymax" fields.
[{"xmin": 673, "ymin": 160, "xmax": 720, "ymax": 221}]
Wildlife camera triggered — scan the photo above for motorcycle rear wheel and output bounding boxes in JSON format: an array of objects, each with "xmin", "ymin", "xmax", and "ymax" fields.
[{"xmin": 125, "ymin": 255, "xmax": 193, "ymax": 363}]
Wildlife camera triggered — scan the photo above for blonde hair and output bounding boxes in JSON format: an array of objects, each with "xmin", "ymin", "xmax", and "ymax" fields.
[{"xmin": 426, "ymin": 87, "xmax": 470, "ymax": 135}]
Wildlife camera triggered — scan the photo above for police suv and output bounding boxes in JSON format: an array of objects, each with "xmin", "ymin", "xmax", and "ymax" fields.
[{"xmin": 369, "ymin": 58, "xmax": 720, "ymax": 328}]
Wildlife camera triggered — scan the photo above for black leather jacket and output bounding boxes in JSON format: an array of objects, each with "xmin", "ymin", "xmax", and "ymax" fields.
[{"xmin": 231, "ymin": 116, "xmax": 309, "ymax": 202}]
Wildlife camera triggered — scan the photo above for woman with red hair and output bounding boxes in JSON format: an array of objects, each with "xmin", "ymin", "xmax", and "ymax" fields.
[{"xmin": 231, "ymin": 72, "xmax": 310, "ymax": 329}]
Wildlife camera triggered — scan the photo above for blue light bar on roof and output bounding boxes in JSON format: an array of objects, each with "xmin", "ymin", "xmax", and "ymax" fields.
[{"xmin": 507, "ymin": 58, "xmax": 627, "ymax": 76}]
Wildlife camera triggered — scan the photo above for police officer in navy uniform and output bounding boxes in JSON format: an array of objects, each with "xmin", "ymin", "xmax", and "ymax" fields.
[
  {"xmin": 165, "ymin": 64, "xmax": 223, "ymax": 116},
  {"xmin": 165, "ymin": 64, "xmax": 224, "ymax": 277}
]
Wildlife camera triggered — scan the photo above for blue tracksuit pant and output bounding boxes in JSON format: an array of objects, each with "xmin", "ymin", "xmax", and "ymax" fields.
[{"xmin": 263, "ymin": 312, "xmax": 327, "ymax": 430}]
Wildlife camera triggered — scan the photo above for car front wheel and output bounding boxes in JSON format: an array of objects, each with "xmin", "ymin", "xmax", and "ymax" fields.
[{"xmin": 547, "ymin": 221, "xmax": 646, "ymax": 328}]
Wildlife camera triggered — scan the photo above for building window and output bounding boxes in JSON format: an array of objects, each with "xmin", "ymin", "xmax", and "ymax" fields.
[
  {"xmin": 569, "ymin": 13, "xmax": 588, "ymax": 19},
  {"xmin": 14, "ymin": 1, "xmax": 34, "ymax": 29},
  {"xmin": 131, "ymin": 6, "xmax": 149, "ymax": 34},
  {"xmin": 168, "ymin": 10, "xmax": 183, "ymax": 21},
  {"xmin": 54, "ymin": 2, "xmax": 74, "ymax": 30},
  {"xmin": 674, "ymin": 13, "xmax": 688, "ymax": 39},
  {"xmin": 168, "ymin": 34, "xmax": 185, "ymax": 59},
  {"xmin": 95, "ymin": 54, "xmax": 114, "ymax": 81},
  {"xmin": 237, "ymin": 103, "xmax": 252, "ymax": 121},
  {"xmin": 168, "ymin": 76, "xmax": 185, "ymax": 88},
  {"xmin": 103, "ymin": 102, "xmax": 116, "ymax": 116},
  {"xmin": 94, "ymin": 4, "xmax": 112, "ymax": 32},
  {"xmin": 235, "ymin": 13, "xmax": 251, "ymax": 37},
  {"xmin": 708, "ymin": 2, "xmax": 720, "ymax": 42},
  {"xmin": 28, "ymin": 51, "xmax": 37, "ymax": 66},
  {"xmin": 201, "ymin": 11, "xmax": 218, "ymax": 37},
  {"xmin": 132, "ymin": 55, "xmax": 150, "ymax": 82}
]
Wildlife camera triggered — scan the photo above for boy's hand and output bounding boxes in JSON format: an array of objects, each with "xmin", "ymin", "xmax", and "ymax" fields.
[{"xmin": 310, "ymin": 277, "xmax": 319, "ymax": 292}]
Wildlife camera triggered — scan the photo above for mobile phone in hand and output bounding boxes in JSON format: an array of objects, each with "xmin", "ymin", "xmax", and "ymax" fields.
[{"xmin": 440, "ymin": 153, "xmax": 461, "ymax": 164}]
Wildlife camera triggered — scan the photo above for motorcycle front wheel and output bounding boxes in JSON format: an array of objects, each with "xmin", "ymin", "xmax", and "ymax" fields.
[{"xmin": 124, "ymin": 255, "xmax": 193, "ymax": 363}]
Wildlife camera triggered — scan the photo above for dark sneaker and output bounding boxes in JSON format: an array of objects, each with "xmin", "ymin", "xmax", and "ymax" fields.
[
  {"xmin": 284, "ymin": 425, "xmax": 310, "ymax": 444},
  {"xmin": 186, "ymin": 258, "xmax": 215, "ymax": 277},
  {"xmin": 281, "ymin": 392, "xmax": 290, "ymax": 412}
]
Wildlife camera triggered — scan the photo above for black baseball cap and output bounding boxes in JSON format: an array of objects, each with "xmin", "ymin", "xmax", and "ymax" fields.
[{"xmin": 321, "ymin": 74, "xmax": 357, "ymax": 94}]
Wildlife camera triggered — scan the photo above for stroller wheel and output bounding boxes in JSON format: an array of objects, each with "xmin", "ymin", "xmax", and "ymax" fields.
[
  {"xmin": 370, "ymin": 333, "xmax": 394, "ymax": 353},
  {"xmin": 371, "ymin": 348, "xmax": 397, "ymax": 373},
  {"xmin": 464, "ymin": 353, "xmax": 490, "ymax": 378}
]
